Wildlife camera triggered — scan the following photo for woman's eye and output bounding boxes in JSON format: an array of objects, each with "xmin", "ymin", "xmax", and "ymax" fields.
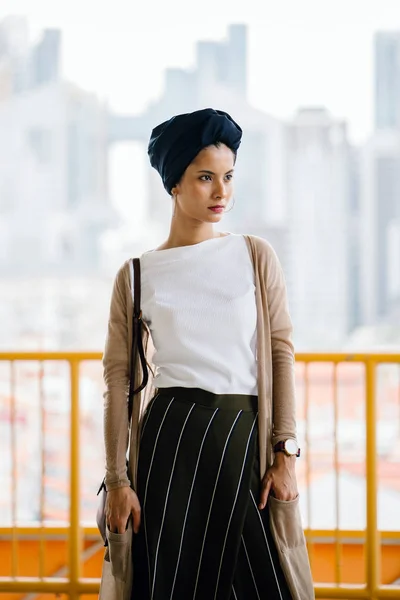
[{"xmin": 200, "ymin": 174, "xmax": 233, "ymax": 182}]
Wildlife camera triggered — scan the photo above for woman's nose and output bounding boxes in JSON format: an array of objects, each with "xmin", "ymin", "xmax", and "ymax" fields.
[{"xmin": 213, "ymin": 181, "xmax": 226, "ymax": 199}]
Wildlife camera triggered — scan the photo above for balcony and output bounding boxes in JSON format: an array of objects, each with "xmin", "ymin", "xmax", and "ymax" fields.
[{"xmin": 0, "ymin": 351, "xmax": 399, "ymax": 599}]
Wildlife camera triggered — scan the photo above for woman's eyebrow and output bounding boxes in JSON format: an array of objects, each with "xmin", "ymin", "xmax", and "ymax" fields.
[{"xmin": 197, "ymin": 169, "xmax": 234, "ymax": 175}]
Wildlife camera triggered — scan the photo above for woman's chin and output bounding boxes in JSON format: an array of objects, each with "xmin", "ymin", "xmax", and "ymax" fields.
[{"xmin": 205, "ymin": 211, "xmax": 224, "ymax": 222}]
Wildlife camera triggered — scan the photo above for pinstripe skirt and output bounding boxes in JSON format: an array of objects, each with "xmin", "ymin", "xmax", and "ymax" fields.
[{"xmin": 131, "ymin": 387, "xmax": 292, "ymax": 600}]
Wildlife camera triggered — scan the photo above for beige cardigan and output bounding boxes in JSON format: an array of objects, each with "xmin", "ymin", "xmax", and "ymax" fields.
[{"xmin": 101, "ymin": 234, "xmax": 314, "ymax": 600}]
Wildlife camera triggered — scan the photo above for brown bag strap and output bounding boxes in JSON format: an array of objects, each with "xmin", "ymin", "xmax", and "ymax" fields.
[
  {"xmin": 133, "ymin": 257, "xmax": 141, "ymax": 319},
  {"xmin": 128, "ymin": 258, "xmax": 148, "ymax": 422},
  {"xmin": 96, "ymin": 258, "xmax": 147, "ymax": 498}
]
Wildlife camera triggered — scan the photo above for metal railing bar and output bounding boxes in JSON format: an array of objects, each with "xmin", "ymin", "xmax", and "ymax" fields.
[
  {"xmin": 333, "ymin": 362, "xmax": 342, "ymax": 584},
  {"xmin": 10, "ymin": 360, "xmax": 18, "ymax": 577},
  {"xmin": 304, "ymin": 361, "xmax": 314, "ymax": 571},
  {"xmin": 68, "ymin": 359, "xmax": 82, "ymax": 599},
  {"xmin": 39, "ymin": 360, "xmax": 46, "ymax": 579},
  {"xmin": 365, "ymin": 359, "xmax": 380, "ymax": 592}
]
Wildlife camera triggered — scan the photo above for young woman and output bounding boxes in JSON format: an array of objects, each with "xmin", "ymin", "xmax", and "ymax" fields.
[{"xmin": 101, "ymin": 108, "xmax": 314, "ymax": 600}]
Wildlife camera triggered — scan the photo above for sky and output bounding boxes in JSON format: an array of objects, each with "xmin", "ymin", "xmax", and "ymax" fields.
[{"xmin": 1, "ymin": 0, "xmax": 400, "ymax": 145}]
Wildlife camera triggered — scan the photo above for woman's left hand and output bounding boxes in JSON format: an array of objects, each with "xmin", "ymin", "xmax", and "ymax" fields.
[{"xmin": 259, "ymin": 453, "xmax": 298, "ymax": 509}]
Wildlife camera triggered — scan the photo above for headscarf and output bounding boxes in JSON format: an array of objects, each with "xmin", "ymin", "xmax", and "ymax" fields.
[{"xmin": 147, "ymin": 108, "xmax": 242, "ymax": 194}]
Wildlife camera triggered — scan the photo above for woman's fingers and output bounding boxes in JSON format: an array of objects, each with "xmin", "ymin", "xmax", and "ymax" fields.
[
  {"xmin": 106, "ymin": 503, "xmax": 128, "ymax": 533},
  {"xmin": 274, "ymin": 488, "xmax": 298, "ymax": 501},
  {"xmin": 131, "ymin": 501, "xmax": 141, "ymax": 534},
  {"xmin": 116, "ymin": 518, "xmax": 128, "ymax": 534},
  {"xmin": 259, "ymin": 476, "xmax": 272, "ymax": 510},
  {"xmin": 107, "ymin": 515, "xmax": 128, "ymax": 534}
]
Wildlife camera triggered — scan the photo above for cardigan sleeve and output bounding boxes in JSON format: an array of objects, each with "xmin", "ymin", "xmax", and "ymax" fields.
[
  {"xmin": 102, "ymin": 264, "xmax": 131, "ymax": 491},
  {"xmin": 266, "ymin": 245, "xmax": 298, "ymax": 448}
]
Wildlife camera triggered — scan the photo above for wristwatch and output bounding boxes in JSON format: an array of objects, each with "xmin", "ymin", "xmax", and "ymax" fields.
[{"xmin": 273, "ymin": 439, "xmax": 301, "ymax": 457}]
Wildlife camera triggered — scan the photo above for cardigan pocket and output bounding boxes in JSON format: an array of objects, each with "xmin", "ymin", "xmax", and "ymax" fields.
[
  {"xmin": 268, "ymin": 495, "xmax": 304, "ymax": 548},
  {"xmin": 106, "ymin": 523, "xmax": 132, "ymax": 583},
  {"xmin": 99, "ymin": 552, "xmax": 124, "ymax": 600},
  {"xmin": 268, "ymin": 495, "xmax": 315, "ymax": 600}
]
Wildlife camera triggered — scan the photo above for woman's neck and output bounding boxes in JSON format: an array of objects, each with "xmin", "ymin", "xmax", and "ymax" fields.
[{"xmin": 157, "ymin": 224, "xmax": 224, "ymax": 251}]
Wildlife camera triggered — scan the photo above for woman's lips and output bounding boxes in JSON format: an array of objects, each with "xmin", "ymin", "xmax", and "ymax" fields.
[{"xmin": 208, "ymin": 206, "xmax": 225, "ymax": 213}]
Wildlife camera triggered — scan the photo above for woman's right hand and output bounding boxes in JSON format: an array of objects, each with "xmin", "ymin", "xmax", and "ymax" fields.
[{"xmin": 105, "ymin": 486, "xmax": 141, "ymax": 534}]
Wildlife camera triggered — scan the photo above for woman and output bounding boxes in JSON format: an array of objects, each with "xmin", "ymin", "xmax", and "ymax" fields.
[{"xmin": 100, "ymin": 108, "xmax": 314, "ymax": 600}]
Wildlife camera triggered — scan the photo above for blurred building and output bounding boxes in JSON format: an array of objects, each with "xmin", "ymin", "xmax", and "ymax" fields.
[
  {"xmin": 286, "ymin": 108, "xmax": 357, "ymax": 347},
  {"xmin": 359, "ymin": 131, "xmax": 400, "ymax": 326},
  {"xmin": 31, "ymin": 28, "xmax": 61, "ymax": 87},
  {"xmin": 375, "ymin": 31, "xmax": 400, "ymax": 130},
  {"xmin": 0, "ymin": 16, "xmax": 61, "ymax": 95},
  {"xmin": 0, "ymin": 15, "xmax": 30, "ymax": 99},
  {"xmin": 0, "ymin": 18, "xmax": 116, "ymax": 275},
  {"xmin": 357, "ymin": 32, "xmax": 400, "ymax": 330}
]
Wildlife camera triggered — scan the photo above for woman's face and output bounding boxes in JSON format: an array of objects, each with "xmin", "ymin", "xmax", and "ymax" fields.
[{"xmin": 171, "ymin": 143, "xmax": 235, "ymax": 223}]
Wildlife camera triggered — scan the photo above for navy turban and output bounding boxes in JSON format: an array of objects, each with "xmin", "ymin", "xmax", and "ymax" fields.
[{"xmin": 147, "ymin": 108, "xmax": 242, "ymax": 195}]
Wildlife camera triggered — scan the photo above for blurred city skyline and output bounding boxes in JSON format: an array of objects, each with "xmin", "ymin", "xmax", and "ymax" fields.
[
  {"xmin": 1, "ymin": 0, "xmax": 400, "ymax": 144},
  {"xmin": 0, "ymin": 5, "xmax": 399, "ymax": 351}
]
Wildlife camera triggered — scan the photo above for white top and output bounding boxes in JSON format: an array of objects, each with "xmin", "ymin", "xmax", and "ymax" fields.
[{"xmin": 136, "ymin": 233, "xmax": 258, "ymax": 395}]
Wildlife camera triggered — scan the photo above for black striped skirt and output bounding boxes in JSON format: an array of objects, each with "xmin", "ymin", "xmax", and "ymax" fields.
[{"xmin": 131, "ymin": 387, "xmax": 292, "ymax": 600}]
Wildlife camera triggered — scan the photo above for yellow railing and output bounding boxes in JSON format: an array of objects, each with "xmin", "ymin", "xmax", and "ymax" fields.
[{"xmin": 0, "ymin": 351, "xmax": 399, "ymax": 599}]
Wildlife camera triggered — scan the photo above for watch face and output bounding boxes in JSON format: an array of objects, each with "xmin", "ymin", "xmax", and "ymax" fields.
[{"xmin": 285, "ymin": 439, "xmax": 298, "ymax": 455}]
